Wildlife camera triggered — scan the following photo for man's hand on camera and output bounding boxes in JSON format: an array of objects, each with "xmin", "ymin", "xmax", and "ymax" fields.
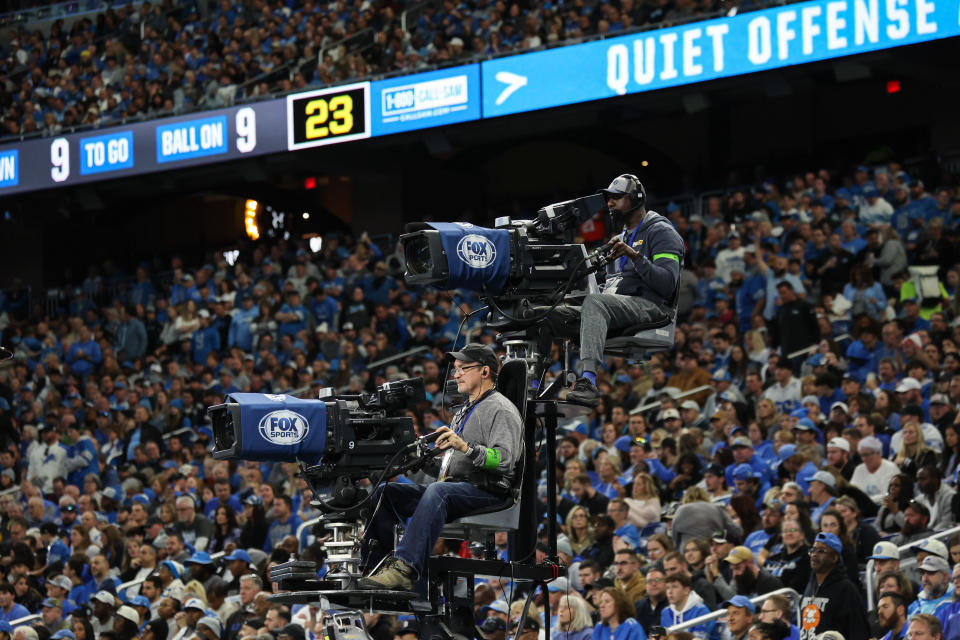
[
  {"xmin": 434, "ymin": 426, "xmax": 469, "ymax": 453},
  {"xmin": 609, "ymin": 238, "xmax": 638, "ymax": 260}
]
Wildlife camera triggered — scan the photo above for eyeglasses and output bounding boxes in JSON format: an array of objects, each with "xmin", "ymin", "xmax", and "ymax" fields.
[
  {"xmin": 647, "ymin": 578, "xmax": 664, "ymax": 583},
  {"xmin": 782, "ymin": 528, "xmax": 801, "ymax": 533},
  {"xmin": 452, "ymin": 365, "xmax": 481, "ymax": 376},
  {"xmin": 808, "ymin": 546, "xmax": 831, "ymax": 555}
]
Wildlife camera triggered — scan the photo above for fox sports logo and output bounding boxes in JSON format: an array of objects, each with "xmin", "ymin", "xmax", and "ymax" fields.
[
  {"xmin": 258, "ymin": 410, "xmax": 309, "ymax": 445},
  {"xmin": 456, "ymin": 234, "xmax": 496, "ymax": 269}
]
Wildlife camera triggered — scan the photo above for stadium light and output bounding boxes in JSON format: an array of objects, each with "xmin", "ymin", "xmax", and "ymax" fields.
[
  {"xmin": 245, "ymin": 199, "xmax": 260, "ymax": 240},
  {"xmin": 887, "ymin": 80, "xmax": 901, "ymax": 94},
  {"xmin": 309, "ymin": 237, "xmax": 323, "ymax": 253},
  {"xmin": 302, "ymin": 212, "xmax": 310, "ymax": 220},
  {"xmin": 223, "ymin": 250, "xmax": 240, "ymax": 266}
]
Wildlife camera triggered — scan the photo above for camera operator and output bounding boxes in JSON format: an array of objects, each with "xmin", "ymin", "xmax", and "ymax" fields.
[
  {"xmin": 358, "ymin": 343, "xmax": 523, "ymax": 592},
  {"xmin": 551, "ymin": 174, "xmax": 684, "ymax": 404}
]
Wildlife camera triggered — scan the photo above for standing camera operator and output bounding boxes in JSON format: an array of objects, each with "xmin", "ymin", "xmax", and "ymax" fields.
[
  {"xmin": 358, "ymin": 344, "xmax": 523, "ymax": 592},
  {"xmin": 551, "ymin": 174, "xmax": 684, "ymax": 404}
]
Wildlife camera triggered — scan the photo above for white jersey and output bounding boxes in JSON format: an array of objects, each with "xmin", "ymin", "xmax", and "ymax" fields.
[{"xmin": 762, "ymin": 378, "xmax": 803, "ymax": 415}]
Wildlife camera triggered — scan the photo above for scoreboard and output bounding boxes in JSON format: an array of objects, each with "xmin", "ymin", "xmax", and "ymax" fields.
[
  {"xmin": 1, "ymin": 0, "xmax": 958, "ymax": 196},
  {"xmin": 2, "ymin": 101, "xmax": 287, "ymax": 195}
]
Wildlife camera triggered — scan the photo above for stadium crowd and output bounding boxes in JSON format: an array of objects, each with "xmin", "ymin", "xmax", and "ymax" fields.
[
  {"xmin": 0, "ymin": 0, "xmax": 733, "ymax": 138},
  {"xmin": 0, "ymin": 159, "xmax": 960, "ymax": 640}
]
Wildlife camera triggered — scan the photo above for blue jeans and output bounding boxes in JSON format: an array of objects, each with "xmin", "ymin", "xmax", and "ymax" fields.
[
  {"xmin": 544, "ymin": 293, "xmax": 669, "ymax": 373},
  {"xmin": 364, "ymin": 481, "xmax": 502, "ymax": 576}
]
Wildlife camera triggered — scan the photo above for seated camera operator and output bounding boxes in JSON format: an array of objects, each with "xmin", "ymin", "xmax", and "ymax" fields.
[
  {"xmin": 358, "ymin": 343, "xmax": 523, "ymax": 592},
  {"xmin": 550, "ymin": 174, "xmax": 684, "ymax": 404}
]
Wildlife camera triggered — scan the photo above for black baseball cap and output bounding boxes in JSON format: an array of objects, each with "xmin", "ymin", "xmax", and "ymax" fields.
[{"xmin": 446, "ymin": 344, "xmax": 499, "ymax": 372}]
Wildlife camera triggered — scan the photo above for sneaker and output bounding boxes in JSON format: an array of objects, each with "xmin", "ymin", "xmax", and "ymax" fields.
[
  {"xmin": 356, "ymin": 556, "xmax": 416, "ymax": 591},
  {"xmin": 566, "ymin": 377, "xmax": 601, "ymax": 405}
]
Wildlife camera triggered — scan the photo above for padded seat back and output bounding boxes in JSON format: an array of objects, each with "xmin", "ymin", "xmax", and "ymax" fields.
[{"xmin": 441, "ymin": 359, "xmax": 528, "ymax": 536}]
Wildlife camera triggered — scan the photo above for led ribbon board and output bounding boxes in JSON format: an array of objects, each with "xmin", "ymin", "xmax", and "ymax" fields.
[
  {"xmin": 481, "ymin": 0, "xmax": 960, "ymax": 117},
  {"xmin": 0, "ymin": 101, "xmax": 284, "ymax": 196}
]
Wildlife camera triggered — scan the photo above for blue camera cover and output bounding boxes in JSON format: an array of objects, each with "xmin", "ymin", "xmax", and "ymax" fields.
[
  {"xmin": 229, "ymin": 393, "xmax": 328, "ymax": 462},
  {"xmin": 427, "ymin": 222, "xmax": 510, "ymax": 293}
]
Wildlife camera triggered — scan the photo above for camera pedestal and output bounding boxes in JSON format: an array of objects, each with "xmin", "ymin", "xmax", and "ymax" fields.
[{"xmin": 267, "ymin": 362, "xmax": 571, "ymax": 639}]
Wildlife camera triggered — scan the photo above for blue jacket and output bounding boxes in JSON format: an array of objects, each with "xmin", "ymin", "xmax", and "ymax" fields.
[
  {"xmin": 67, "ymin": 436, "xmax": 100, "ymax": 487},
  {"xmin": 593, "ymin": 618, "xmax": 646, "ymax": 640},
  {"xmin": 909, "ymin": 585, "xmax": 954, "ymax": 618},
  {"xmin": 661, "ymin": 591, "xmax": 717, "ymax": 640},
  {"xmin": 937, "ymin": 600, "xmax": 960, "ymax": 640},
  {"xmin": 191, "ymin": 326, "xmax": 220, "ymax": 363},
  {"xmin": 66, "ymin": 338, "xmax": 102, "ymax": 377},
  {"xmin": 228, "ymin": 305, "xmax": 260, "ymax": 351}
]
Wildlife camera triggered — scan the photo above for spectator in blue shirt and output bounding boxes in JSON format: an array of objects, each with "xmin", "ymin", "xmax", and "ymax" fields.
[
  {"xmin": 191, "ymin": 310, "xmax": 221, "ymax": 363},
  {"xmin": 359, "ymin": 262, "xmax": 398, "ymax": 305},
  {"xmin": 66, "ymin": 326, "xmax": 102, "ymax": 378},
  {"xmin": 116, "ymin": 306, "xmax": 148, "ymax": 361},
  {"xmin": 228, "ymin": 295, "xmax": 260, "ymax": 351},
  {"xmin": 204, "ymin": 479, "xmax": 243, "ymax": 518},
  {"xmin": 128, "ymin": 266, "xmax": 156, "ymax": 308},
  {"xmin": 264, "ymin": 495, "xmax": 302, "ymax": 551},
  {"xmin": 310, "ymin": 287, "xmax": 339, "ymax": 330},
  {"xmin": 276, "ymin": 291, "xmax": 307, "ymax": 339},
  {"xmin": 0, "ymin": 583, "xmax": 30, "ymax": 622}
]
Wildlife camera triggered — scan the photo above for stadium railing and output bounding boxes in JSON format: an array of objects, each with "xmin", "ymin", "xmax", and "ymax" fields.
[
  {"xmin": 9, "ymin": 613, "xmax": 41, "ymax": 628},
  {"xmin": 0, "ymin": 0, "xmax": 131, "ymax": 29},
  {"xmin": 864, "ymin": 524, "xmax": 960, "ymax": 610},
  {"xmin": 666, "ymin": 587, "xmax": 802, "ymax": 632},
  {"xmin": 296, "ymin": 516, "xmax": 322, "ymax": 543},
  {"xmin": 629, "ymin": 385, "xmax": 714, "ymax": 415},
  {"xmin": 787, "ymin": 334, "xmax": 851, "ymax": 360}
]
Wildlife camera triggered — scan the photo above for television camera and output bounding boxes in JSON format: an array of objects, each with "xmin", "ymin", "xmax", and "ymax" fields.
[
  {"xmin": 400, "ymin": 193, "xmax": 613, "ymax": 331},
  {"xmin": 208, "ymin": 378, "xmax": 447, "ymax": 589}
]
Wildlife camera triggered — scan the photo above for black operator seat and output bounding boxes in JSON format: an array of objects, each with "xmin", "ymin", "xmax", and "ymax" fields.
[
  {"xmin": 439, "ymin": 358, "xmax": 528, "ymax": 538},
  {"xmin": 602, "ymin": 284, "xmax": 680, "ymax": 359}
]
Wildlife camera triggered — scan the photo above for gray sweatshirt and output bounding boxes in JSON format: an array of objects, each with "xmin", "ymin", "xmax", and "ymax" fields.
[{"xmin": 441, "ymin": 390, "xmax": 523, "ymax": 487}]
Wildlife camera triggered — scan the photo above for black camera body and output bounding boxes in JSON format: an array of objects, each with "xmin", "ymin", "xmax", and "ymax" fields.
[
  {"xmin": 400, "ymin": 194, "xmax": 607, "ymax": 329},
  {"xmin": 208, "ymin": 379, "xmax": 424, "ymax": 509}
]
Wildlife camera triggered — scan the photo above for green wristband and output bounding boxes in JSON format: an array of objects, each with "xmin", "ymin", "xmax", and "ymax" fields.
[
  {"xmin": 652, "ymin": 252, "xmax": 680, "ymax": 263},
  {"xmin": 483, "ymin": 447, "xmax": 501, "ymax": 471}
]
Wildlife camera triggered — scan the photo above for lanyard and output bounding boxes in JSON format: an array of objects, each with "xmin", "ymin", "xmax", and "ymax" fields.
[
  {"xmin": 439, "ymin": 388, "xmax": 494, "ymax": 481},
  {"xmin": 619, "ymin": 220, "xmax": 644, "ymax": 271},
  {"xmin": 453, "ymin": 388, "xmax": 495, "ymax": 435}
]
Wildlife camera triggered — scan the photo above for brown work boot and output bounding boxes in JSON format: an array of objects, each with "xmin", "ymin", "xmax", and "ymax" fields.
[{"xmin": 356, "ymin": 556, "xmax": 416, "ymax": 591}]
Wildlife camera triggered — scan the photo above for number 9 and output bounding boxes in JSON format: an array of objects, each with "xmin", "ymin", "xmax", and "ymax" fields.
[
  {"xmin": 236, "ymin": 107, "xmax": 256, "ymax": 153},
  {"xmin": 51, "ymin": 138, "xmax": 69, "ymax": 182}
]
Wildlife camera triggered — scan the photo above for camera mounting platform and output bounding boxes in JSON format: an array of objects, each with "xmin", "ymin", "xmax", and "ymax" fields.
[{"xmin": 268, "ymin": 589, "xmax": 427, "ymax": 616}]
